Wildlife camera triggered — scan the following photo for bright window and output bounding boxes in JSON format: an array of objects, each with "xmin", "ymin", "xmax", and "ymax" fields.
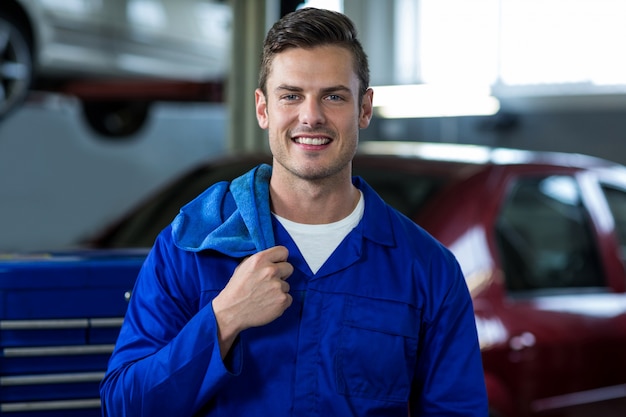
[{"xmin": 418, "ymin": 0, "xmax": 626, "ymax": 90}]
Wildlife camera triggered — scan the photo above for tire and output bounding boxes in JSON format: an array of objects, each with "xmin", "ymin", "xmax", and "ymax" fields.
[
  {"xmin": 82, "ymin": 100, "xmax": 151, "ymax": 140},
  {"xmin": 0, "ymin": 9, "xmax": 33, "ymax": 121}
]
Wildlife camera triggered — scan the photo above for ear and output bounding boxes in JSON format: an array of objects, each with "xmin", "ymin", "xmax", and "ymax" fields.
[
  {"xmin": 255, "ymin": 88, "xmax": 269, "ymax": 129},
  {"xmin": 359, "ymin": 88, "xmax": 374, "ymax": 129}
]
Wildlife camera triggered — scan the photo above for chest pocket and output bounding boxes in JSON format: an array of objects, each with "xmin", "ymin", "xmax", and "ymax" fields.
[{"xmin": 335, "ymin": 294, "xmax": 420, "ymax": 402}]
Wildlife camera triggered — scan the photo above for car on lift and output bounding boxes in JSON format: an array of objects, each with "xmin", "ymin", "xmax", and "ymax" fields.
[
  {"xmin": 0, "ymin": 0, "xmax": 231, "ymax": 139},
  {"xmin": 2, "ymin": 141, "xmax": 625, "ymax": 416}
]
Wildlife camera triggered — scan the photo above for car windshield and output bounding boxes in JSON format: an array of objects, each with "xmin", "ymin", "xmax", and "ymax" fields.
[
  {"xmin": 352, "ymin": 166, "xmax": 442, "ymax": 218},
  {"xmin": 94, "ymin": 159, "xmax": 446, "ymax": 249}
]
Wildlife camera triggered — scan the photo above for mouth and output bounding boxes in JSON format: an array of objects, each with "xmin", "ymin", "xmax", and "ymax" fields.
[{"xmin": 292, "ymin": 136, "xmax": 332, "ymax": 146}]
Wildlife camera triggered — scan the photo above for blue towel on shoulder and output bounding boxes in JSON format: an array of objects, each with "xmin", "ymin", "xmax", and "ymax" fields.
[{"xmin": 170, "ymin": 164, "xmax": 274, "ymax": 257}]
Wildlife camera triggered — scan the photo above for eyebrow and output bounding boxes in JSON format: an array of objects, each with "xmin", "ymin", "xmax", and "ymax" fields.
[{"xmin": 274, "ymin": 84, "xmax": 353, "ymax": 95}]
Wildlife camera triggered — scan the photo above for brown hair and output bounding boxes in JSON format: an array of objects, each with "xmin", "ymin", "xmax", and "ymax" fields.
[{"xmin": 258, "ymin": 7, "xmax": 370, "ymax": 100}]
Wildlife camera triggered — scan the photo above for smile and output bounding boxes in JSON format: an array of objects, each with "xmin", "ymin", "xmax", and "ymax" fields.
[{"xmin": 293, "ymin": 137, "xmax": 331, "ymax": 145}]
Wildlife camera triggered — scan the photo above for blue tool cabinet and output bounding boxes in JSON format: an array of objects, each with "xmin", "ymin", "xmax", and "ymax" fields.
[{"xmin": 0, "ymin": 251, "xmax": 145, "ymax": 416}]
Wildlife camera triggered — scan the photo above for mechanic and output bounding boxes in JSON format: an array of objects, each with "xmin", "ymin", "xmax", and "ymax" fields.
[{"xmin": 100, "ymin": 7, "xmax": 488, "ymax": 416}]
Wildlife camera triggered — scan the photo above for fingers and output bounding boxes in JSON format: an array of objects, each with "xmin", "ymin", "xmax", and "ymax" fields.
[
  {"xmin": 264, "ymin": 245, "xmax": 289, "ymax": 262},
  {"xmin": 242, "ymin": 246, "xmax": 293, "ymax": 281},
  {"xmin": 263, "ymin": 246, "xmax": 292, "ymax": 280}
]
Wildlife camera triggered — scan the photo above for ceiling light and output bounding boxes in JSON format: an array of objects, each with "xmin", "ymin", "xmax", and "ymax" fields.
[{"xmin": 372, "ymin": 84, "xmax": 500, "ymax": 118}]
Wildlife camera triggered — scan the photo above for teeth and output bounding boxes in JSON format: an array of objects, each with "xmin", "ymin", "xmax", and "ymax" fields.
[{"xmin": 295, "ymin": 137, "xmax": 330, "ymax": 145}]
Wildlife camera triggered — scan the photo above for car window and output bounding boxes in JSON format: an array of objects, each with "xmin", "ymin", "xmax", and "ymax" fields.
[
  {"xmin": 353, "ymin": 167, "xmax": 443, "ymax": 217},
  {"xmin": 600, "ymin": 185, "xmax": 626, "ymax": 263},
  {"xmin": 495, "ymin": 175, "xmax": 604, "ymax": 294}
]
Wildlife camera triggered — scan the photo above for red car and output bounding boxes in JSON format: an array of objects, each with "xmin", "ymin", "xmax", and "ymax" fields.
[{"xmin": 90, "ymin": 140, "xmax": 626, "ymax": 417}]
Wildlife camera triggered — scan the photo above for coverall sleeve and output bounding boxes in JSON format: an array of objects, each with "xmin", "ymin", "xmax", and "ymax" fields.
[
  {"xmin": 100, "ymin": 232, "xmax": 240, "ymax": 417},
  {"xmin": 409, "ymin": 250, "xmax": 488, "ymax": 416}
]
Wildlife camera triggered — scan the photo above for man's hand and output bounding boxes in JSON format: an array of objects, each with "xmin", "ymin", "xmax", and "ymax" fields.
[{"xmin": 212, "ymin": 246, "xmax": 293, "ymax": 358}]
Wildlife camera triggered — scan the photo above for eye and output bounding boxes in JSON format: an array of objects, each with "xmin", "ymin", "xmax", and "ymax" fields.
[
  {"xmin": 281, "ymin": 93, "xmax": 300, "ymax": 101},
  {"xmin": 326, "ymin": 94, "xmax": 344, "ymax": 102}
]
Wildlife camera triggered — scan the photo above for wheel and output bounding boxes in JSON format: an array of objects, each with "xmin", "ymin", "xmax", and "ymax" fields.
[
  {"xmin": 0, "ymin": 9, "xmax": 33, "ymax": 120},
  {"xmin": 82, "ymin": 100, "xmax": 151, "ymax": 140}
]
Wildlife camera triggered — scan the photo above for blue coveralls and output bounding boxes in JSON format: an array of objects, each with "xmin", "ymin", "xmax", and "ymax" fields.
[{"xmin": 100, "ymin": 165, "xmax": 488, "ymax": 416}]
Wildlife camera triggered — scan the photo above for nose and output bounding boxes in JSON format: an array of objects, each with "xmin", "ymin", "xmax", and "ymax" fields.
[{"xmin": 299, "ymin": 97, "xmax": 325, "ymax": 127}]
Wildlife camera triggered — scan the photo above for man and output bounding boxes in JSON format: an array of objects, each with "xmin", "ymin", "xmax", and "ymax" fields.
[{"xmin": 100, "ymin": 7, "xmax": 488, "ymax": 416}]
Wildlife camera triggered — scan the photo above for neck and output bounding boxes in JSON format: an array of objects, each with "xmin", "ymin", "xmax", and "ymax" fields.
[{"xmin": 269, "ymin": 171, "xmax": 360, "ymax": 225}]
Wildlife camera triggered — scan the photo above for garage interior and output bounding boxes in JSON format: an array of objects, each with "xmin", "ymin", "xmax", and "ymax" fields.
[{"xmin": 1, "ymin": 0, "xmax": 626, "ymax": 251}]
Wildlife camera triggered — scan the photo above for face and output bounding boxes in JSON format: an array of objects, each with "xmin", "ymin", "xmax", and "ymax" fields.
[{"xmin": 255, "ymin": 45, "xmax": 373, "ymax": 182}]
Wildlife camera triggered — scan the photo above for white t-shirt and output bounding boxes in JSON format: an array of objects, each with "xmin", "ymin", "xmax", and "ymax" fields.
[{"xmin": 273, "ymin": 191, "xmax": 364, "ymax": 274}]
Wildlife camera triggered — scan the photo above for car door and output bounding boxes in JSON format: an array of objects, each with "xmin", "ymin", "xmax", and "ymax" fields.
[{"xmin": 490, "ymin": 169, "xmax": 626, "ymax": 416}]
